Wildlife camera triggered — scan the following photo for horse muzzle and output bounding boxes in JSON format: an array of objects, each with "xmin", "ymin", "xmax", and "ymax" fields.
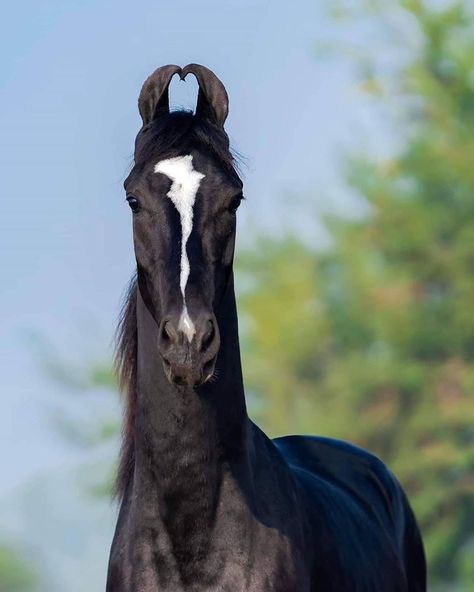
[{"xmin": 157, "ymin": 311, "xmax": 220, "ymax": 386}]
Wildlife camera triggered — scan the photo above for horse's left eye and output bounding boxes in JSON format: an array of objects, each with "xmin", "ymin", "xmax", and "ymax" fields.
[
  {"xmin": 126, "ymin": 195, "xmax": 141, "ymax": 213},
  {"xmin": 229, "ymin": 194, "xmax": 243, "ymax": 214}
]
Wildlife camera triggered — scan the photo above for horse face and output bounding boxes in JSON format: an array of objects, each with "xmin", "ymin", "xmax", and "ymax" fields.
[{"xmin": 124, "ymin": 146, "xmax": 243, "ymax": 387}]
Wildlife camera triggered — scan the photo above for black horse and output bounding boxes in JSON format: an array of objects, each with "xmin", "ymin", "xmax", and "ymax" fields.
[{"xmin": 106, "ymin": 64, "xmax": 426, "ymax": 592}]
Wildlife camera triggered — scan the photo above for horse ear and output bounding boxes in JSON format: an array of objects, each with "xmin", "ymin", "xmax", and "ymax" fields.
[
  {"xmin": 138, "ymin": 65, "xmax": 182, "ymax": 126},
  {"xmin": 180, "ymin": 64, "xmax": 229, "ymax": 128}
]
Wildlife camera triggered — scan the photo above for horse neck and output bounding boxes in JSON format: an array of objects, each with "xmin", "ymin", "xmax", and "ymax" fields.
[{"xmin": 132, "ymin": 272, "xmax": 249, "ymax": 509}]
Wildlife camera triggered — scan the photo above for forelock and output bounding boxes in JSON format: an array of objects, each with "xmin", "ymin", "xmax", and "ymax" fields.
[{"xmin": 132, "ymin": 111, "xmax": 239, "ymax": 179}]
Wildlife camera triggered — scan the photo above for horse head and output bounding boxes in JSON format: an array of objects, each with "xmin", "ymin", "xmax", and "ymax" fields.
[{"xmin": 124, "ymin": 64, "xmax": 243, "ymax": 387}]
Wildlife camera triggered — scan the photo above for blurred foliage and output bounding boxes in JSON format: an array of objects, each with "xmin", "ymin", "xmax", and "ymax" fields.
[
  {"xmin": 0, "ymin": 545, "xmax": 37, "ymax": 592},
  {"xmin": 238, "ymin": 1, "xmax": 474, "ymax": 589}
]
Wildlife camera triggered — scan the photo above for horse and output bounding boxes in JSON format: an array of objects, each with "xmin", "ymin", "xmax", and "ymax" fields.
[{"xmin": 106, "ymin": 64, "xmax": 426, "ymax": 592}]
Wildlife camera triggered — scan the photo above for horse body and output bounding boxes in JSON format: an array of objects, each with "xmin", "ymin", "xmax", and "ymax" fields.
[{"xmin": 106, "ymin": 64, "xmax": 426, "ymax": 591}]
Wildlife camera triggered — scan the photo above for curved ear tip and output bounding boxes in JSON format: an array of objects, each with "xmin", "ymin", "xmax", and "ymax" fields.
[
  {"xmin": 180, "ymin": 64, "xmax": 195, "ymax": 79},
  {"xmin": 145, "ymin": 64, "xmax": 182, "ymax": 78},
  {"xmin": 180, "ymin": 63, "xmax": 211, "ymax": 78}
]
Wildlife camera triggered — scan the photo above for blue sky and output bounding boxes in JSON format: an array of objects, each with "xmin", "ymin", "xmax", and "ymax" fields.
[{"xmin": 0, "ymin": 0, "xmax": 387, "ymax": 493}]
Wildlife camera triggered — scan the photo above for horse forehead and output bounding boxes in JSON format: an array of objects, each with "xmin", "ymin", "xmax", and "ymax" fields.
[
  {"xmin": 154, "ymin": 154, "xmax": 205, "ymax": 185},
  {"xmin": 154, "ymin": 154, "xmax": 205, "ymax": 224}
]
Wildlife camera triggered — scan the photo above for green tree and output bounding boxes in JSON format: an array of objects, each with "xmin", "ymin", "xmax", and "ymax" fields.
[{"xmin": 238, "ymin": 1, "xmax": 474, "ymax": 589}]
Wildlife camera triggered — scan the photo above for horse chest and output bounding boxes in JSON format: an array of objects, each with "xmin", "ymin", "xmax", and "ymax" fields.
[{"xmin": 109, "ymin": 491, "xmax": 309, "ymax": 592}]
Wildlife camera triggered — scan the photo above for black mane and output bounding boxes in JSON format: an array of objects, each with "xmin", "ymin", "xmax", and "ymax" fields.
[{"xmin": 114, "ymin": 274, "xmax": 137, "ymax": 499}]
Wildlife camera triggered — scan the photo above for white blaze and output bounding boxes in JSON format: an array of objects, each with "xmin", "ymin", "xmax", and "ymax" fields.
[{"xmin": 154, "ymin": 155, "xmax": 205, "ymax": 342}]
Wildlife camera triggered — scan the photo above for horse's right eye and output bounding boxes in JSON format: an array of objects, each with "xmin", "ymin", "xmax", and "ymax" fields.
[
  {"xmin": 126, "ymin": 196, "xmax": 141, "ymax": 213},
  {"xmin": 228, "ymin": 193, "xmax": 244, "ymax": 214}
]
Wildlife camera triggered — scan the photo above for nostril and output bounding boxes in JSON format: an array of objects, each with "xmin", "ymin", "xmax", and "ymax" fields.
[
  {"xmin": 160, "ymin": 321, "xmax": 177, "ymax": 346},
  {"xmin": 199, "ymin": 319, "xmax": 216, "ymax": 352},
  {"xmin": 161, "ymin": 323, "xmax": 170, "ymax": 344}
]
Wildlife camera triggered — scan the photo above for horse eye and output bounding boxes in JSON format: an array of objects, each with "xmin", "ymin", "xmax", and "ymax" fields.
[
  {"xmin": 229, "ymin": 194, "xmax": 244, "ymax": 214},
  {"xmin": 126, "ymin": 196, "xmax": 140, "ymax": 213}
]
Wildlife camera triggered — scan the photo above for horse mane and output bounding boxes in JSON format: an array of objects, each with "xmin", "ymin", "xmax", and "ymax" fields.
[
  {"xmin": 113, "ymin": 273, "xmax": 138, "ymax": 499},
  {"xmin": 113, "ymin": 110, "xmax": 240, "ymax": 500}
]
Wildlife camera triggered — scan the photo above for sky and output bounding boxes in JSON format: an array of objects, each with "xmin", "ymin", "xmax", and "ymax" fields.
[{"xmin": 0, "ymin": 0, "xmax": 388, "ymax": 494}]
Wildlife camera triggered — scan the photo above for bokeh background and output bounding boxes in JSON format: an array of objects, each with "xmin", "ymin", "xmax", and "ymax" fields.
[{"xmin": 1, "ymin": 0, "xmax": 473, "ymax": 590}]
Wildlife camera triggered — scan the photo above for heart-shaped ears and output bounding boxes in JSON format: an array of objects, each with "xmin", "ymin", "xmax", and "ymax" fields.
[{"xmin": 137, "ymin": 64, "xmax": 229, "ymax": 129}]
